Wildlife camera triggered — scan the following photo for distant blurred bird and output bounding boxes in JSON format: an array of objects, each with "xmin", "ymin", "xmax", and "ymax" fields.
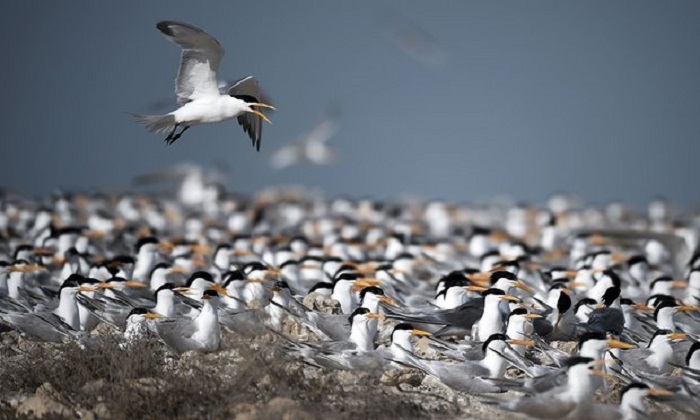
[
  {"xmin": 132, "ymin": 162, "xmax": 228, "ymax": 207},
  {"xmin": 381, "ymin": 13, "xmax": 448, "ymax": 68},
  {"xmin": 269, "ymin": 107, "xmax": 339, "ymax": 169},
  {"xmin": 131, "ymin": 21, "xmax": 275, "ymax": 150}
]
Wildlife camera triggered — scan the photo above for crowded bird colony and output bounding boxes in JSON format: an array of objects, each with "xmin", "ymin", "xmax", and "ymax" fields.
[{"xmin": 1, "ymin": 189, "xmax": 699, "ymax": 419}]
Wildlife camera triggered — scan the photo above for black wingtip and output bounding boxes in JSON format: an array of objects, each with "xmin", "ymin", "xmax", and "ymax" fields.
[{"xmin": 156, "ymin": 21, "xmax": 174, "ymax": 36}]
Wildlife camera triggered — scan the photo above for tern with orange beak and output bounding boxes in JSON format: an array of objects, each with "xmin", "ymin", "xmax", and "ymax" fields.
[
  {"xmin": 132, "ymin": 21, "xmax": 275, "ymax": 149},
  {"xmin": 156, "ymin": 289, "xmax": 222, "ymax": 353}
]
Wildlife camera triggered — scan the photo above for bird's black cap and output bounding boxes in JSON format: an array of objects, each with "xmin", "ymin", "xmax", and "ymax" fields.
[{"xmin": 482, "ymin": 333, "xmax": 508, "ymax": 353}]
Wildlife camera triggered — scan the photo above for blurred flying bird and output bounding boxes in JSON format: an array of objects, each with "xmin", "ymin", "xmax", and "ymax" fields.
[{"xmin": 269, "ymin": 106, "xmax": 339, "ymax": 170}]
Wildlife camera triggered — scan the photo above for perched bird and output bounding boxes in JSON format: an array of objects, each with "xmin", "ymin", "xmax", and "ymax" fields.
[
  {"xmin": 132, "ymin": 21, "xmax": 275, "ymax": 149},
  {"xmin": 156, "ymin": 289, "xmax": 222, "ymax": 353}
]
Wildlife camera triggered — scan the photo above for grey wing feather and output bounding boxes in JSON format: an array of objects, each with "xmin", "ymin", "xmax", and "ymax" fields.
[
  {"xmin": 157, "ymin": 21, "xmax": 224, "ymax": 103},
  {"xmin": 155, "ymin": 318, "xmax": 199, "ymax": 353}
]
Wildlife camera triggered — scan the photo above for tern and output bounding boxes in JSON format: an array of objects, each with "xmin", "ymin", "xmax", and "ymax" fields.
[
  {"xmin": 156, "ymin": 289, "xmax": 222, "ymax": 353},
  {"xmin": 132, "ymin": 21, "xmax": 275, "ymax": 149},
  {"xmin": 269, "ymin": 106, "xmax": 339, "ymax": 169}
]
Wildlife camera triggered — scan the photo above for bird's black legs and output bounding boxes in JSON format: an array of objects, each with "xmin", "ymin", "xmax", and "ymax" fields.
[
  {"xmin": 173, "ymin": 125, "xmax": 190, "ymax": 141},
  {"xmin": 164, "ymin": 124, "xmax": 189, "ymax": 146},
  {"xmin": 164, "ymin": 123, "xmax": 180, "ymax": 145}
]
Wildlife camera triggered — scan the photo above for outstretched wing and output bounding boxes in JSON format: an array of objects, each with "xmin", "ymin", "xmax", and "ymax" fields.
[
  {"xmin": 227, "ymin": 76, "xmax": 271, "ymax": 151},
  {"xmin": 157, "ymin": 21, "xmax": 224, "ymax": 103}
]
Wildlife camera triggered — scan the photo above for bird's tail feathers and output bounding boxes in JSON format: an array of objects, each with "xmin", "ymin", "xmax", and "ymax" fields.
[{"xmin": 130, "ymin": 113, "xmax": 176, "ymax": 134}]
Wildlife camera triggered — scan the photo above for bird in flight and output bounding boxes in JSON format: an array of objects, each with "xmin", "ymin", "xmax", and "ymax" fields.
[
  {"xmin": 132, "ymin": 21, "xmax": 275, "ymax": 150},
  {"xmin": 269, "ymin": 106, "xmax": 339, "ymax": 170}
]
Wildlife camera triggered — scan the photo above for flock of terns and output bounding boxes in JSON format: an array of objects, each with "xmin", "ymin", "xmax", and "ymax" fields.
[
  {"xmin": 2, "ymin": 19, "xmax": 699, "ymax": 420},
  {"xmin": 1, "ymin": 184, "xmax": 700, "ymax": 419}
]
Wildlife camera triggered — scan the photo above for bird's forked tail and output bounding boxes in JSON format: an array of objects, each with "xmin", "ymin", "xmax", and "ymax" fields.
[{"xmin": 130, "ymin": 113, "xmax": 176, "ymax": 134}]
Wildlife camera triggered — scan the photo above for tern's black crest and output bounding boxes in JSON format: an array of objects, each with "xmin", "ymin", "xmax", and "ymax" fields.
[
  {"xmin": 393, "ymin": 323, "xmax": 414, "ymax": 333},
  {"xmin": 648, "ymin": 329, "xmax": 673, "ymax": 348},
  {"xmin": 243, "ymin": 262, "xmax": 268, "ymax": 272},
  {"xmin": 577, "ymin": 332, "xmax": 606, "ymax": 349},
  {"xmin": 359, "ymin": 286, "xmax": 384, "ymax": 301},
  {"xmin": 627, "ymin": 255, "xmax": 648, "ymax": 266},
  {"xmin": 334, "ymin": 272, "xmax": 360, "ymax": 283},
  {"xmin": 441, "ymin": 272, "xmax": 468, "ymax": 289},
  {"xmin": 348, "ymin": 307, "xmax": 371, "ymax": 325},
  {"xmin": 187, "ymin": 271, "xmax": 214, "ymax": 285},
  {"xmin": 155, "ymin": 283, "xmax": 176, "ymax": 295},
  {"xmin": 653, "ymin": 300, "xmax": 679, "ymax": 321},
  {"xmin": 482, "ymin": 333, "xmax": 508, "ymax": 353},
  {"xmin": 686, "ymin": 342, "xmax": 700, "ymax": 366},
  {"xmin": 481, "ymin": 288, "xmax": 506, "ymax": 298},
  {"xmin": 563, "ymin": 356, "xmax": 595, "ymax": 367},
  {"xmin": 309, "ymin": 282, "xmax": 333, "ymax": 294},
  {"xmin": 620, "ymin": 298, "xmax": 635, "ymax": 306},
  {"xmin": 223, "ymin": 270, "xmax": 246, "ymax": 285},
  {"xmin": 128, "ymin": 307, "xmax": 149, "ymax": 317},
  {"xmin": 202, "ymin": 289, "xmax": 219, "ymax": 299},
  {"xmin": 490, "ymin": 271, "xmax": 517, "ymax": 285},
  {"xmin": 621, "ymin": 382, "xmax": 650, "ymax": 395},
  {"xmin": 135, "ymin": 236, "xmax": 159, "ymax": 253},
  {"xmin": 507, "ymin": 307, "xmax": 528, "ymax": 321},
  {"xmin": 60, "ymin": 275, "xmax": 85, "ymax": 290}
]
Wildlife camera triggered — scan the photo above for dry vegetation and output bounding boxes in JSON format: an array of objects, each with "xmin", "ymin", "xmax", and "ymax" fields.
[{"xmin": 0, "ymin": 328, "xmax": 456, "ymax": 419}]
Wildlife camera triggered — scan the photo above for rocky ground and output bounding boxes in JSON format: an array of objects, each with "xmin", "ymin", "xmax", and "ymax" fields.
[{"xmin": 0, "ymin": 319, "xmax": 687, "ymax": 420}]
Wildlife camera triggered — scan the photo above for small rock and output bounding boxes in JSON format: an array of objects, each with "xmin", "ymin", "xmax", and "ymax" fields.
[
  {"xmin": 16, "ymin": 384, "xmax": 72, "ymax": 418},
  {"xmin": 81, "ymin": 379, "xmax": 106, "ymax": 394},
  {"xmin": 231, "ymin": 402, "xmax": 259, "ymax": 420},
  {"xmin": 302, "ymin": 293, "xmax": 341, "ymax": 314},
  {"xmin": 266, "ymin": 397, "xmax": 312, "ymax": 420},
  {"xmin": 380, "ymin": 368, "xmax": 425, "ymax": 387},
  {"xmin": 93, "ymin": 402, "xmax": 111, "ymax": 419}
]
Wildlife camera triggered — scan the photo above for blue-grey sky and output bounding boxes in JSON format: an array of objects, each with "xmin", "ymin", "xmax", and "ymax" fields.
[{"xmin": 1, "ymin": 1, "xmax": 699, "ymax": 207}]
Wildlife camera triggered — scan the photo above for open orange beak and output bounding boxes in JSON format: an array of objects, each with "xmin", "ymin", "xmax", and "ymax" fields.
[
  {"xmin": 366, "ymin": 313, "xmax": 381, "ymax": 319},
  {"xmin": 144, "ymin": 313, "xmax": 164, "ymax": 320},
  {"xmin": 500, "ymin": 295, "xmax": 520, "ymax": 303},
  {"xmin": 250, "ymin": 109, "xmax": 272, "ymax": 124}
]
